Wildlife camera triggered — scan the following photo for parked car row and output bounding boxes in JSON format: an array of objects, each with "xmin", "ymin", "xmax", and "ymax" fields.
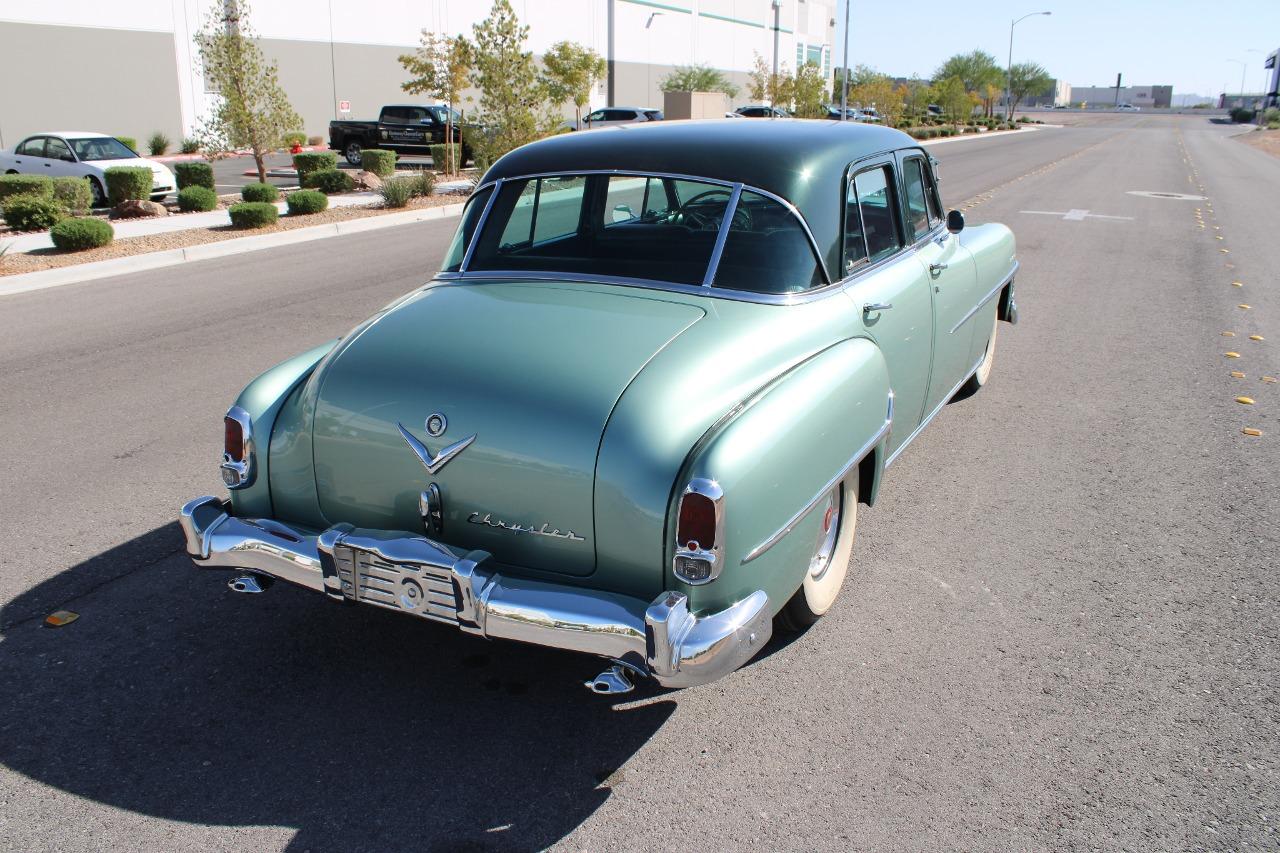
[{"xmin": 0, "ymin": 132, "xmax": 176, "ymax": 206}]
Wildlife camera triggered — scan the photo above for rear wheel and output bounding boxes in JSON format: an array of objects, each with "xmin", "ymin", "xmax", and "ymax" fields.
[
  {"xmin": 777, "ymin": 478, "xmax": 859, "ymax": 631},
  {"xmin": 89, "ymin": 177, "xmax": 106, "ymax": 208},
  {"xmin": 961, "ymin": 313, "xmax": 999, "ymax": 395},
  {"xmin": 344, "ymin": 140, "xmax": 362, "ymax": 166}
]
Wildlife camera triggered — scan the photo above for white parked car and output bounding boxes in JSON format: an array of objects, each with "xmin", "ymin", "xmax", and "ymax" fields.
[
  {"xmin": 0, "ymin": 132, "xmax": 176, "ymax": 207},
  {"xmin": 1115, "ymin": 103, "xmax": 1141, "ymax": 112}
]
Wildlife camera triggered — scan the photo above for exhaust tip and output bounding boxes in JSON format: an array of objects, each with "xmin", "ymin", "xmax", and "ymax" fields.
[
  {"xmin": 228, "ymin": 574, "xmax": 272, "ymax": 594},
  {"xmin": 584, "ymin": 664, "xmax": 636, "ymax": 695}
]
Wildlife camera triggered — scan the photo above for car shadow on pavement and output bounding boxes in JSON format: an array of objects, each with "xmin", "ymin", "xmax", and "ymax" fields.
[{"xmin": 0, "ymin": 524, "xmax": 675, "ymax": 852}]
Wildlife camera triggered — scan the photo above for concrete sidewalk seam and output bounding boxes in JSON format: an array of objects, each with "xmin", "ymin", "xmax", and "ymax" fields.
[{"xmin": 0, "ymin": 202, "xmax": 467, "ymax": 298}]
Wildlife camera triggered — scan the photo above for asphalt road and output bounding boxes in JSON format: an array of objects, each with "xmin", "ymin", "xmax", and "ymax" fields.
[
  {"xmin": 210, "ymin": 150, "xmax": 435, "ymax": 192},
  {"xmin": 1, "ymin": 114, "xmax": 1276, "ymax": 852}
]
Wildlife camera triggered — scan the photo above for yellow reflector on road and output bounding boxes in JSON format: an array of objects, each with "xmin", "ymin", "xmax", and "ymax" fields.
[
  {"xmin": 1236, "ymin": 396, "xmax": 1255, "ymax": 405},
  {"xmin": 1249, "ymin": 335, "xmax": 1264, "ymax": 341},
  {"xmin": 1225, "ymin": 352, "xmax": 1241, "ymax": 358},
  {"xmin": 45, "ymin": 611, "xmax": 79, "ymax": 627},
  {"xmin": 1242, "ymin": 428, "xmax": 1263, "ymax": 437},
  {"xmin": 1222, "ymin": 331, "xmax": 1236, "ymax": 337},
  {"xmin": 1230, "ymin": 371, "xmax": 1246, "ymax": 378},
  {"xmin": 1238, "ymin": 304, "xmax": 1251, "ymax": 310}
]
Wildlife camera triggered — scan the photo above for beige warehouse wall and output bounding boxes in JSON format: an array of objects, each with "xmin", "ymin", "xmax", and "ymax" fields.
[{"xmin": 0, "ymin": 22, "xmax": 183, "ymax": 150}]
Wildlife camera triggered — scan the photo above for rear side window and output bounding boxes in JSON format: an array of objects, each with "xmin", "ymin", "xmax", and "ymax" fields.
[
  {"xmin": 497, "ymin": 176, "xmax": 585, "ymax": 247},
  {"xmin": 713, "ymin": 190, "xmax": 824, "ymax": 294},
  {"xmin": 844, "ymin": 165, "xmax": 903, "ymax": 272},
  {"xmin": 902, "ymin": 158, "xmax": 932, "ymax": 240},
  {"xmin": 17, "ymin": 137, "xmax": 45, "ymax": 156},
  {"xmin": 442, "ymin": 186, "xmax": 493, "ymax": 272}
]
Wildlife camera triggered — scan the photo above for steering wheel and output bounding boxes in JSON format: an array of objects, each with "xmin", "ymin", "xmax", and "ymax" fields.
[{"xmin": 674, "ymin": 189, "xmax": 752, "ymax": 231}]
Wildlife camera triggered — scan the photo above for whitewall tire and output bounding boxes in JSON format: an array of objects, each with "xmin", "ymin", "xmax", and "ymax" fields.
[
  {"xmin": 962, "ymin": 313, "xmax": 999, "ymax": 395},
  {"xmin": 778, "ymin": 478, "xmax": 859, "ymax": 630}
]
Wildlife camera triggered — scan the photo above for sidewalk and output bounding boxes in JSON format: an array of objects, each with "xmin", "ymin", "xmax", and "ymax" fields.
[{"xmin": 152, "ymin": 144, "xmax": 329, "ymax": 164}]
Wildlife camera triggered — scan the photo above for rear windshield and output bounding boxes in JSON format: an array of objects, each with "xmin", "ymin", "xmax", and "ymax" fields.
[{"xmin": 463, "ymin": 173, "xmax": 824, "ymax": 292}]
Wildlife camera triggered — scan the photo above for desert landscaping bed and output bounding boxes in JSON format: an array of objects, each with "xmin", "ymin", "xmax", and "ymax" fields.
[
  {"xmin": 1238, "ymin": 128, "xmax": 1280, "ymax": 160},
  {"xmin": 0, "ymin": 192, "xmax": 466, "ymax": 277}
]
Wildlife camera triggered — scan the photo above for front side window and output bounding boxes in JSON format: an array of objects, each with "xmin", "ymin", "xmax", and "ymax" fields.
[
  {"xmin": 429, "ymin": 106, "xmax": 461, "ymax": 124},
  {"xmin": 844, "ymin": 164, "xmax": 904, "ymax": 272},
  {"xmin": 585, "ymin": 110, "xmax": 606, "ymax": 123},
  {"xmin": 68, "ymin": 137, "xmax": 137, "ymax": 161},
  {"xmin": 45, "ymin": 138, "xmax": 73, "ymax": 162}
]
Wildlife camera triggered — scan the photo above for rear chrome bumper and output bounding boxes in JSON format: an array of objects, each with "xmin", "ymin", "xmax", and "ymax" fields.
[{"xmin": 179, "ymin": 496, "xmax": 772, "ymax": 689}]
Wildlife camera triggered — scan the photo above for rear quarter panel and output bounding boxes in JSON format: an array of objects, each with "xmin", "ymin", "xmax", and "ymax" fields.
[{"xmin": 958, "ymin": 222, "xmax": 1017, "ymax": 363}]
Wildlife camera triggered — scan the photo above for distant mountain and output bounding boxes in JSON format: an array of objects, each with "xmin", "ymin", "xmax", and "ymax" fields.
[{"xmin": 1172, "ymin": 93, "xmax": 1214, "ymax": 107}]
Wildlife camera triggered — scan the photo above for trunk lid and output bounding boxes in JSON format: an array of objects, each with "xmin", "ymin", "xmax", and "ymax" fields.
[{"xmin": 310, "ymin": 281, "xmax": 703, "ymax": 576}]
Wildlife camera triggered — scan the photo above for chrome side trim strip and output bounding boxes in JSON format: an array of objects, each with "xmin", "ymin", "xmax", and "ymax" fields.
[
  {"xmin": 948, "ymin": 261, "xmax": 1020, "ymax": 335},
  {"xmin": 885, "ymin": 352, "xmax": 986, "ymax": 468},
  {"xmin": 459, "ymin": 178, "xmax": 501, "ymax": 272},
  {"xmin": 742, "ymin": 403, "xmax": 893, "ymax": 565},
  {"xmin": 703, "ymin": 183, "xmax": 743, "ymax": 286}
]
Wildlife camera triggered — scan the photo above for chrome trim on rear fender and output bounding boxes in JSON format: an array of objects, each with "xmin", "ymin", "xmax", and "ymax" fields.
[
  {"xmin": 948, "ymin": 261, "xmax": 1019, "ymax": 334},
  {"xmin": 178, "ymin": 495, "xmax": 770, "ymax": 689}
]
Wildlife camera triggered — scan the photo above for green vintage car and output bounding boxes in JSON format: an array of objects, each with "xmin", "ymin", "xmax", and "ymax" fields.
[{"xmin": 180, "ymin": 120, "xmax": 1017, "ymax": 693}]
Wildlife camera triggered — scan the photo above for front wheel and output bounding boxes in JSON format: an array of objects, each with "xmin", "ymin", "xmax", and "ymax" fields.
[
  {"xmin": 344, "ymin": 140, "xmax": 362, "ymax": 166},
  {"xmin": 777, "ymin": 478, "xmax": 859, "ymax": 631}
]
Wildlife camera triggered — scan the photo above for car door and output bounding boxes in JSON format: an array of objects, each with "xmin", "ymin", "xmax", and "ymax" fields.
[
  {"xmin": 42, "ymin": 137, "xmax": 80, "ymax": 178},
  {"xmin": 907, "ymin": 152, "xmax": 979, "ymax": 413},
  {"xmin": 840, "ymin": 157, "xmax": 934, "ymax": 456},
  {"xmin": 10, "ymin": 136, "xmax": 51, "ymax": 175}
]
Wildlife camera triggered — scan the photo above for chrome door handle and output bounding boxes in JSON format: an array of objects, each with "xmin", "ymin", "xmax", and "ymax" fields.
[
  {"xmin": 862, "ymin": 302, "xmax": 893, "ymax": 314},
  {"xmin": 929, "ymin": 262, "xmax": 948, "ymax": 274}
]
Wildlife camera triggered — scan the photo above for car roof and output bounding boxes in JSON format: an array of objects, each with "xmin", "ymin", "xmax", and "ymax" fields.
[
  {"xmin": 484, "ymin": 118, "xmax": 916, "ymax": 273},
  {"xmin": 22, "ymin": 132, "xmax": 112, "ymax": 139}
]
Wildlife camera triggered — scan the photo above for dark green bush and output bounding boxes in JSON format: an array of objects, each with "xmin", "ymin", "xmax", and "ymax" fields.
[
  {"xmin": 115, "ymin": 136, "xmax": 137, "ymax": 152},
  {"xmin": 0, "ymin": 174, "xmax": 53, "ymax": 202},
  {"xmin": 174, "ymin": 161, "xmax": 215, "ymax": 191},
  {"xmin": 228, "ymin": 201, "xmax": 279, "ymax": 228},
  {"xmin": 409, "ymin": 170, "xmax": 436, "ymax": 197},
  {"xmin": 105, "ymin": 166, "xmax": 153, "ymax": 205},
  {"xmin": 1229, "ymin": 107, "xmax": 1256, "ymax": 123},
  {"xmin": 286, "ymin": 189, "xmax": 328, "ymax": 215},
  {"xmin": 148, "ymin": 131, "xmax": 170, "ymax": 155},
  {"xmin": 303, "ymin": 168, "xmax": 355, "ymax": 194},
  {"xmin": 378, "ymin": 177, "xmax": 414, "ymax": 208},
  {"xmin": 49, "ymin": 217, "xmax": 113, "ymax": 250},
  {"xmin": 293, "ymin": 151, "xmax": 338, "ymax": 185},
  {"xmin": 2, "ymin": 195, "xmax": 66, "ymax": 231},
  {"xmin": 241, "ymin": 182, "xmax": 280, "ymax": 203},
  {"xmin": 180, "ymin": 137, "xmax": 201, "ymax": 154},
  {"xmin": 177, "ymin": 185, "xmax": 218, "ymax": 212},
  {"xmin": 429, "ymin": 143, "xmax": 462, "ymax": 172},
  {"xmin": 283, "ymin": 131, "xmax": 307, "ymax": 148},
  {"xmin": 360, "ymin": 148, "xmax": 397, "ymax": 177},
  {"xmin": 52, "ymin": 177, "xmax": 93, "ymax": 214}
]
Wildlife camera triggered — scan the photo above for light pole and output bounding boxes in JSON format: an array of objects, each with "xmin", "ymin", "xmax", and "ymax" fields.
[
  {"xmin": 840, "ymin": 0, "xmax": 851, "ymax": 120},
  {"xmin": 1227, "ymin": 59, "xmax": 1247, "ymax": 107},
  {"xmin": 1005, "ymin": 11, "xmax": 1051, "ymax": 119},
  {"xmin": 770, "ymin": 0, "xmax": 782, "ymax": 111}
]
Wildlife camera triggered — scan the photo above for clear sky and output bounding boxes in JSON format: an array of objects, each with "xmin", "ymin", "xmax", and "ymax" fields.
[{"xmin": 834, "ymin": 0, "xmax": 1279, "ymax": 97}]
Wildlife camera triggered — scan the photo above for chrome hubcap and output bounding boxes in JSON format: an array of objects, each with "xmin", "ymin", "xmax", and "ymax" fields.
[{"xmin": 808, "ymin": 488, "xmax": 841, "ymax": 580}]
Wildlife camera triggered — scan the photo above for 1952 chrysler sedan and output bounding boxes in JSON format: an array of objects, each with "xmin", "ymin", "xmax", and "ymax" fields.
[{"xmin": 180, "ymin": 119, "xmax": 1017, "ymax": 694}]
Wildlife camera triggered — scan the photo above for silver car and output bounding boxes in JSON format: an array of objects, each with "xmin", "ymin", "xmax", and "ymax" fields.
[{"xmin": 583, "ymin": 107, "xmax": 663, "ymax": 129}]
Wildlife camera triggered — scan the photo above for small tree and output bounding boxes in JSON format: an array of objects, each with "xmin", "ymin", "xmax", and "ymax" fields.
[
  {"xmin": 468, "ymin": 0, "xmax": 558, "ymax": 166},
  {"xmin": 748, "ymin": 52, "xmax": 791, "ymax": 108},
  {"xmin": 788, "ymin": 62, "xmax": 827, "ymax": 118},
  {"xmin": 659, "ymin": 64, "xmax": 739, "ymax": 98},
  {"xmin": 194, "ymin": 1, "xmax": 302, "ymax": 184},
  {"xmin": 933, "ymin": 76, "xmax": 971, "ymax": 126},
  {"xmin": 540, "ymin": 41, "xmax": 607, "ymax": 130},
  {"xmin": 399, "ymin": 32, "xmax": 472, "ymax": 173},
  {"xmin": 850, "ymin": 71, "xmax": 904, "ymax": 126},
  {"xmin": 1008, "ymin": 61, "xmax": 1053, "ymax": 115}
]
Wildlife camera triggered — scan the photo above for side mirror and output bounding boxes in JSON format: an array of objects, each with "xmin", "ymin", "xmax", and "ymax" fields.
[
  {"xmin": 612, "ymin": 203, "xmax": 635, "ymax": 223},
  {"xmin": 946, "ymin": 209, "xmax": 965, "ymax": 234}
]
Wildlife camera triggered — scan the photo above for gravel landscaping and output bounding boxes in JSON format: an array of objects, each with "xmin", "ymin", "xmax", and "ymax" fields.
[
  {"xmin": 0, "ymin": 192, "xmax": 466, "ymax": 276},
  {"xmin": 1238, "ymin": 127, "xmax": 1280, "ymax": 160}
]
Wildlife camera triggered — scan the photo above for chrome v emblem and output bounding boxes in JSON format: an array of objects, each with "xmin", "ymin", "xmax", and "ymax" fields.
[{"xmin": 397, "ymin": 422, "xmax": 476, "ymax": 475}]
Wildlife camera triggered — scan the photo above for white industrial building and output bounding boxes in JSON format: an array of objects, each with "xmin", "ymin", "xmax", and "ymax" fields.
[{"xmin": 0, "ymin": 0, "xmax": 837, "ymax": 148}]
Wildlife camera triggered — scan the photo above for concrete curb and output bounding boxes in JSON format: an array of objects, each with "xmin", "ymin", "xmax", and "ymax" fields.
[
  {"xmin": 0, "ymin": 202, "xmax": 467, "ymax": 298},
  {"xmin": 919, "ymin": 125, "xmax": 1043, "ymax": 147},
  {"xmin": 153, "ymin": 144, "xmax": 328, "ymax": 164}
]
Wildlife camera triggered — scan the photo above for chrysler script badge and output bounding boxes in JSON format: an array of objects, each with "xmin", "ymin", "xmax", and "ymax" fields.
[
  {"xmin": 397, "ymin": 422, "xmax": 475, "ymax": 475},
  {"xmin": 467, "ymin": 512, "xmax": 586, "ymax": 542}
]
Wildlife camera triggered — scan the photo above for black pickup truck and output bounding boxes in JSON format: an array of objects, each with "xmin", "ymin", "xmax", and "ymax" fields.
[{"xmin": 329, "ymin": 104, "xmax": 471, "ymax": 165}]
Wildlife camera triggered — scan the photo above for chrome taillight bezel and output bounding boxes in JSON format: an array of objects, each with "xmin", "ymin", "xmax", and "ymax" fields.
[
  {"xmin": 220, "ymin": 405, "xmax": 255, "ymax": 490},
  {"xmin": 672, "ymin": 478, "xmax": 724, "ymax": 585}
]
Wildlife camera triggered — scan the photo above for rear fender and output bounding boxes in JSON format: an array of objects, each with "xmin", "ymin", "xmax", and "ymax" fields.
[
  {"xmin": 672, "ymin": 337, "xmax": 892, "ymax": 616},
  {"xmin": 225, "ymin": 340, "xmax": 338, "ymax": 517}
]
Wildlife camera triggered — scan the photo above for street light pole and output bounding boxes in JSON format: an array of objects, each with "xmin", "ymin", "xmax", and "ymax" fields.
[
  {"xmin": 1005, "ymin": 11, "xmax": 1051, "ymax": 119},
  {"xmin": 1227, "ymin": 59, "xmax": 1248, "ymax": 113},
  {"xmin": 840, "ymin": 0, "xmax": 851, "ymax": 121}
]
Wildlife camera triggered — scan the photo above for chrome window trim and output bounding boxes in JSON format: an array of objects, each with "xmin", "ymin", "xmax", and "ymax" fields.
[
  {"xmin": 466, "ymin": 169, "xmax": 831, "ymax": 292},
  {"xmin": 948, "ymin": 261, "xmax": 1019, "ymax": 334},
  {"xmin": 458, "ymin": 179, "xmax": 501, "ymax": 272},
  {"xmin": 702, "ymin": 183, "xmax": 743, "ymax": 286},
  {"xmin": 742, "ymin": 397, "xmax": 892, "ymax": 564},
  {"xmin": 841, "ymin": 157, "xmax": 909, "ymax": 278}
]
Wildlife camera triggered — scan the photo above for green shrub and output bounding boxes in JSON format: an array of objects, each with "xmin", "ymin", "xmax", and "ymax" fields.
[
  {"xmin": 430, "ymin": 143, "xmax": 462, "ymax": 172},
  {"xmin": 283, "ymin": 131, "xmax": 308, "ymax": 148},
  {"xmin": 115, "ymin": 136, "xmax": 137, "ymax": 153},
  {"xmin": 303, "ymin": 168, "xmax": 355, "ymax": 194},
  {"xmin": 174, "ymin": 161, "xmax": 215, "ymax": 191},
  {"xmin": 409, "ymin": 170, "xmax": 436, "ymax": 197},
  {"xmin": 292, "ymin": 151, "xmax": 338, "ymax": 184},
  {"xmin": 360, "ymin": 148, "xmax": 397, "ymax": 177},
  {"xmin": 51, "ymin": 177, "xmax": 93, "ymax": 214},
  {"xmin": 50, "ymin": 217, "xmax": 113, "ymax": 251},
  {"xmin": 378, "ymin": 177, "xmax": 414, "ymax": 208},
  {"xmin": 104, "ymin": 166, "xmax": 153, "ymax": 205},
  {"xmin": 180, "ymin": 137, "xmax": 201, "ymax": 154},
  {"xmin": 286, "ymin": 189, "xmax": 328, "ymax": 215},
  {"xmin": 241, "ymin": 182, "xmax": 279, "ymax": 202},
  {"xmin": 0, "ymin": 174, "xmax": 53, "ymax": 202},
  {"xmin": 177, "ymin": 185, "xmax": 218, "ymax": 212},
  {"xmin": 1263, "ymin": 107, "xmax": 1280, "ymax": 125},
  {"xmin": 148, "ymin": 131, "xmax": 170, "ymax": 155},
  {"xmin": 228, "ymin": 201, "xmax": 279, "ymax": 228},
  {"xmin": 2, "ymin": 195, "xmax": 65, "ymax": 231},
  {"xmin": 1229, "ymin": 107, "xmax": 1256, "ymax": 123}
]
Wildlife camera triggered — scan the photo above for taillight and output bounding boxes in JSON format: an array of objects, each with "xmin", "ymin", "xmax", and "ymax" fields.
[
  {"xmin": 220, "ymin": 406, "xmax": 254, "ymax": 489},
  {"xmin": 673, "ymin": 479, "xmax": 723, "ymax": 585}
]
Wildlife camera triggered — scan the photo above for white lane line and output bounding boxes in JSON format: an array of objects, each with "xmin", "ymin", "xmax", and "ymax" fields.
[{"xmin": 1021, "ymin": 209, "xmax": 1135, "ymax": 221}]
